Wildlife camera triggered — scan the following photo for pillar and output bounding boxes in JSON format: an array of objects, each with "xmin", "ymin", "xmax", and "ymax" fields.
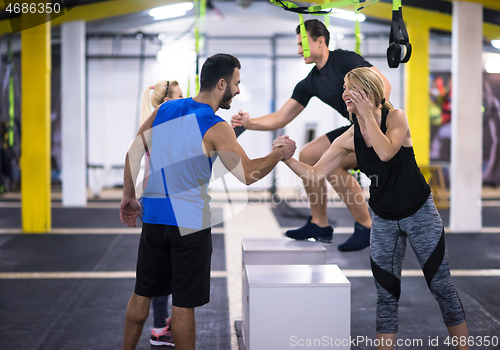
[
  {"xmin": 61, "ymin": 21, "xmax": 87, "ymax": 207},
  {"xmin": 21, "ymin": 19, "xmax": 51, "ymax": 232},
  {"xmin": 404, "ymin": 22, "xmax": 430, "ymax": 167},
  {"xmin": 450, "ymin": 1, "xmax": 483, "ymax": 232}
]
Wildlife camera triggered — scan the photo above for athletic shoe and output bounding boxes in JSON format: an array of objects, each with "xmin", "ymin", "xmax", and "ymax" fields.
[
  {"xmin": 150, "ymin": 326, "xmax": 174, "ymax": 347},
  {"xmin": 337, "ymin": 222, "xmax": 370, "ymax": 252},
  {"xmin": 285, "ymin": 216, "xmax": 333, "ymax": 243}
]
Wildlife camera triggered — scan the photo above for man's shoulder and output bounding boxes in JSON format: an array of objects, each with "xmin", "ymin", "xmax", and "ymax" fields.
[
  {"xmin": 329, "ymin": 49, "xmax": 358, "ymax": 62},
  {"xmin": 157, "ymin": 97, "xmax": 187, "ymax": 115},
  {"xmin": 175, "ymin": 98, "xmax": 218, "ymax": 119},
  {"xmin": 207, "ymin": 118, "xmax": 229, "ymax": 130},
  {"xmin": 204, "ymin": 119, "xmax": 230, "ymax": 135},
  {"xmin": 330, "ymin": 48, "xmax": 357, "ymax": 56},
  {"xmin": 329, "ymin": 49, "xmax": 372, "ymax": 70},
  {"xmin": 202, "ymin": 120, "xmax": 231, "ymax": 150}
]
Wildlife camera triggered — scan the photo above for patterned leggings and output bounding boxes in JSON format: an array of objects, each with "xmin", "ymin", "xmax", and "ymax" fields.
[{"xmin": 370, "ymin": 195, "xmax": 466, "ymax": 333}]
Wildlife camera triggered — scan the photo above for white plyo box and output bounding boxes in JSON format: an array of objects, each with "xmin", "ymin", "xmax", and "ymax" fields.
[
  {"xmin": 244, "ymin": 264, "xmax": 350, "ymax": 350},
  {"xmin": 241, "ymin": 237, "xmax": 328, "ymax": 345},
  {"xmin": 242, "ymin": 237, "xmax": 327, "ymax": 266}
]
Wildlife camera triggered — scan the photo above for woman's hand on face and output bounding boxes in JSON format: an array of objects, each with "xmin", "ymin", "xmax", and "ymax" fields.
[{"xmin": 351, "ymin": 89, "xmax": 374, "ymax": 121}]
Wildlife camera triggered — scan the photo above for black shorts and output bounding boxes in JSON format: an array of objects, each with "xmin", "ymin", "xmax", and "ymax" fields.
[
  {"xmin": 325, "ymin": 125, "xmax": 352, "ymax": 144},
  {"xmin": 134, "ymin": 223, "xmax": 212, "ymax": 308}
]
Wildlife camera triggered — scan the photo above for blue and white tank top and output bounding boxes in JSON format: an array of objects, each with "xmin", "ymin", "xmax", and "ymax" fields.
[{"xmin": 142, "ymin": 97, "xmax": 224, "ymax": 231}]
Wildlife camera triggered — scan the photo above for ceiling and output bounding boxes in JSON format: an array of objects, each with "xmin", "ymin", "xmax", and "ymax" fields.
[
  {"xmin": 0, "ymin": 0, "xmax": 499, "ymax": 42},
  {"xmin": 80, "ymin": 0, "xmax": 500, "ymax": 32},
  {"xmin": 84, "ymin": 1, "xmax": 390, "ymax": 36}
]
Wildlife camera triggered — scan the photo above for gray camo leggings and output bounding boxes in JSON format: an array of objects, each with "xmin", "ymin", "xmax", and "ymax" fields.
[{"xmin": 370, "ymin": 195, "xmax": 466, "ymax": 333}]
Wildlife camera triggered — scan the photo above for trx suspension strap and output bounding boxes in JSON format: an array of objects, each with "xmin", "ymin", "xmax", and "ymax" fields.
[
  {"xmin": 386, "ymin": 0, "xmax": 411, "ymax": 68},
  {"xmin": 298, "ymin": 13, "xmax": 310, "ymax": 57},
  {"xmin": 194, "ymin": 0, "xmax": 199, "ymax": 95},
  {"xmin": 269, "ymin": 0, "xmax": 379, "ymax": 57},
  {"xmin": 8, "ymin": 37, "xmax": 14, "ymax": 148},
  {"xmin": 194, "ymin": 0, "xmax": 207, "ymax": 95},
  {"xmin": 323, "ymin": 0, "xmax": 330, "ymax": 28},
  {"xmin": 354, "ymin": 15, "xmax": 362, "ymax": 55}
]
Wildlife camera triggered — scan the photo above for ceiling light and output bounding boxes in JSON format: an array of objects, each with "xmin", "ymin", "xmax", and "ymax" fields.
[
  {"xmin": 492, "ymin": 40, "xmax": 500, "ymax": 50},
  {"xmin": 485, "ymin": 60, "xmax": 500, "ymax": 74},
  {"xmin": 157, "ymin": 48, "xmax": 196, "ymax": 64},
  {"xmin": 149, "ymin": 3, "xmax": 194, "ymax": 20},
  {"xmin": 157, "ymin": 49, "xmax": 169, "ymax": 63},
  {"xmin": 329, "ymin": 9, "xmax": 365, "ymax": 22}
]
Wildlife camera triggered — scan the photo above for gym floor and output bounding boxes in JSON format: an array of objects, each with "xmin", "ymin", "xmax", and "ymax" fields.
[{"xmin": 0, "ymin": 188, "xmax": 499, "ymax": 350}]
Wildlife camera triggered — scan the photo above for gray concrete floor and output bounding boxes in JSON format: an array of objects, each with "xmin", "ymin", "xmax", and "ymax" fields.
[{"xmin": 1, "ymin": 188, "xmax": 499, "ymax": 349}]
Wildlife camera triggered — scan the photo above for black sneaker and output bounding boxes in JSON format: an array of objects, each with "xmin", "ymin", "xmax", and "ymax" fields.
[
  {"xmin": 285, "ymin": 216, "xmax": 333, "ymax": 243},
  {"xmin": 337, "ymin": 222, "xmax": 370, "ymax": 252}
]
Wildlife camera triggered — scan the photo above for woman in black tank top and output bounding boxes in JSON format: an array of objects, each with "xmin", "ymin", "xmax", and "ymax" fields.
[
  {"xmin": 280, "ymin": 67, "xmax": 469, "ymax": 350},
  {"xmin": 282, "ymin": 67, "xmax": 424, "ymax": 214}
]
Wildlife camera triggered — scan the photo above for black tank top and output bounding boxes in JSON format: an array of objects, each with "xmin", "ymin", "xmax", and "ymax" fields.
[{"xmin": 354, "ymin": 109, "xmax": 431, "ymax": 220}]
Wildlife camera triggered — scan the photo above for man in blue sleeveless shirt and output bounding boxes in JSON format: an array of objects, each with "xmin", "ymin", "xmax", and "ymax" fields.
[{"xmin": 120, "ymin": 54, "xmax": 296, "ymax": 350}]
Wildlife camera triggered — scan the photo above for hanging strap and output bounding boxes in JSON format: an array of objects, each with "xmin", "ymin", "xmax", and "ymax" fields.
[
  {"xmin": 298, "ymin": 13, "xmax": 311, "ymax": 57},
  {"xmin": 270, "ymin": 0, "xmax": 331, "ymax": 15},
  {"xmin": 354, "ymin": 15, "xmax": 362, "ymax": 55},
  {"xmin": 386, "ymin": 0, "xmax": 411, "ymax": 68},
  {"xmin": 8, "ymin": 37, "xmax": 14, "ymax": 147},
  {"xmin": 269, "ymin": 0, "xmax": 378, "ymax": 58},
  {"xmin": 270, "ymin": 0, "xmax": 376, "ymax": 15},
  {"xmin": 323, "ymin": 0, "xmax": 331, "ymax": 27},
  {"xmin": 194, "ymin": 0, "xmax": 207, "ymax": 95}
]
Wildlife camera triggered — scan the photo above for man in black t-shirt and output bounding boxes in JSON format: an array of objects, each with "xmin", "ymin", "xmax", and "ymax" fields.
[{"xmin": 231, "ymin": 19, "xmax": 391, "ymax": 252}]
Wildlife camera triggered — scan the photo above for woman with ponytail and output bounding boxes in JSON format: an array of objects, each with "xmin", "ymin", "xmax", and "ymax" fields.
[
  {"xmin": 138, "ymin": 80, "xmax": 183, "ymax": 348},
  {"xmin": 140, "ymin": 80, "xmax": 182, "ymax": 125},
  {"xmin": 280, "ymin": 67, "xmax": 469, "ymax": 350}
]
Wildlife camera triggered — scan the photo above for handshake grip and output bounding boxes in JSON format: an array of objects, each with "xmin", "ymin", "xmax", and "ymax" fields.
[{"xmin": 272, "ymin": 135, "xmax": 296, "ymax": 161}]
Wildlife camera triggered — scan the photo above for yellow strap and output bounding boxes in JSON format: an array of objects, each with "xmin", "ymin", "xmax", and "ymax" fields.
[
  {"xmin": 298, "ymin": 13, "xmax": 310, "ymax": 58},
  {"xmin": 324, "ymin": 0, "xmax": 330, "ymax": 28},
  {"xmin": 354, "ymin": 14, "xmax": 361, "ymax": 54}
]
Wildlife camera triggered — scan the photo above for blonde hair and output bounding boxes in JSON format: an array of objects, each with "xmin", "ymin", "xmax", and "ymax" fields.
[
  {"xmin": 139, "ymin": 80, "xmax": 179, "ymax": 125},
  {"xmin": 345, "ymin": 67, "xmax": 393, "ymax": 121}
]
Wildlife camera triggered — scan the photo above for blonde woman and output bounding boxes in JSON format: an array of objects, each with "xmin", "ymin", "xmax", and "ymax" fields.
[
  {"xmin": 140, "ymin": 80, "xmax": 183, "ymax": 125},
  {"xmin": 279, "ymin": 67, "xmax": 468, "ymax": 350},
  {"xmin": 139, "ymin": 80, "xmax": 182, "ymax": 348},
  {"xmin": 138, "ymin": 80, "xmax": 183, "ymax": 198}
]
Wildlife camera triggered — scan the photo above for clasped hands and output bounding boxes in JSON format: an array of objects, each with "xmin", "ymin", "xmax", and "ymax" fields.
[{"xmin": 272, "ymin": 135, "xmax": 296, "ymax": 161}]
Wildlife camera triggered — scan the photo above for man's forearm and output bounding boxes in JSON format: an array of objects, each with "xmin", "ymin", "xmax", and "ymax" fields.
[
  {"xmin": 248, "ymin": 112, "xmax": 285, "ymax": 131},
  {"xmin": 123, "ymin": 134, "xmax": 148, "ymax": 199},
  {"xmin": 123, "ymin": 154, "xmax": 136, "ymax": 199},
  {"xmin": 244, "ymin": 147, "xmax": 283, "ymax": 185}
]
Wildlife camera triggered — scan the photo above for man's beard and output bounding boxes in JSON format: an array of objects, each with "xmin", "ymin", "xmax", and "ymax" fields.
[{"xmin": 219, "ymin": 85, "xmax": 233, "ymax": 110}]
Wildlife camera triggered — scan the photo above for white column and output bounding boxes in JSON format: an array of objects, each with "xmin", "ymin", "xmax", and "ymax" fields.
[
  {"xmin": 450, "ymin": 2, "xmax": 482, "ymax": 232},
  {"xmin": 61, "ymin": 21, "xmax": 87, "ymax": 207}
]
